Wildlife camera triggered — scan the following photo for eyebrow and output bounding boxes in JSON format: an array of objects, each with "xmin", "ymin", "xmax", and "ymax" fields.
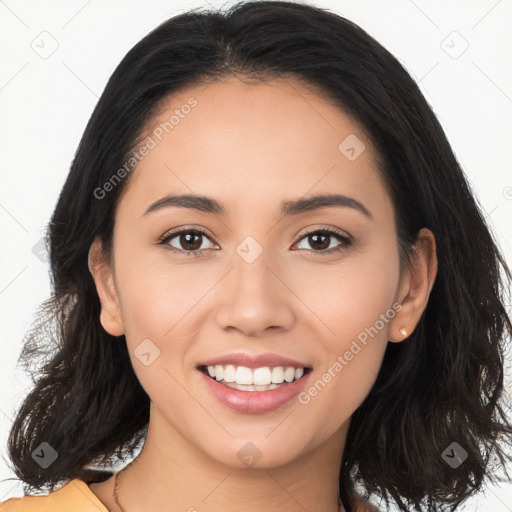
[{"xmin": 141, "ymin": 193, "xmax": 373, "ymax": 220}]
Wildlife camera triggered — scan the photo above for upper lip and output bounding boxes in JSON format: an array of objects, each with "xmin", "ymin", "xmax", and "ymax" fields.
[{"xmin": 197, "ymin": 352, "xmax": 312, "ymax": 369}]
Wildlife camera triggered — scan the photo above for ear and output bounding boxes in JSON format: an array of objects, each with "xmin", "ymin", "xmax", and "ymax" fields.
[
  {"xmin": 87, "ymin": 237, "xmax": 125, "ymax": 336},
  {"xmin": 389, "ymin": 227, "xmax": 438, "ymax": 343}
]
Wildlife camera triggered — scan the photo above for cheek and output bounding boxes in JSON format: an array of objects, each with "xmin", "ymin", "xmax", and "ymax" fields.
[
  {"xmin": 291, "ymin": 246, "xmax": 399, "ymax": 425},
  {"xmin": 298, "ymin": 347, "xmax": 385, "ymax": 445},
  {"xmin": 112, "ymin": 254, "xmax": 203, "ymax": 409},
  {"xmin": 290, "ymin": 244, "xmax": 400, "ymax": 344},
  {"xmin": 112, "ymin": 244, "xmax": 219, "ymax": 400},
  {"xmin": 112, "ymin": 239, "xmax": 209, "ymax": 340}
]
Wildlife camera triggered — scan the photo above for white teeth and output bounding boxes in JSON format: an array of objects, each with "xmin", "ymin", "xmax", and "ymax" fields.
[
  {"xmin": 253, "ymin": 367, "xmax": 272, "ymax": 386},
  {"xmin": 254, "ymin": 384, "xmax": 272, "ymax": 391},
  {"xmin": 271, "ymin": 367, "xmax": 285, "ymax": 383},
  {"xmin": 235, "ymin": 366, "xmax": 253, "ymax": 385},
  {"xmin": 224, "ymin": 382, "xmax": 281, "ymax": 392},
  {"xmin": 236, "ymin": 383, "xmax": 254, "ymax": 391},
  {"xmin": 284, "ymin": 367, "xmax": 295, "ymax": 383},
  {"xmin": 223, "ymin": 364, "xmax": 236, "ymax": 383},
  {"xmin": 214, "ymin": 365, "xmax": 224, "ymax": 381},
  {"xmin": 204, "ymin": 364, "xmax": 307, "ymax": 386}
]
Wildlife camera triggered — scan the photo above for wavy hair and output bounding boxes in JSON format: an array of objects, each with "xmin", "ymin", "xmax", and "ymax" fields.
[{"xmin": 3, "ymin": 1, "xmax": 512, "ymax": 510}]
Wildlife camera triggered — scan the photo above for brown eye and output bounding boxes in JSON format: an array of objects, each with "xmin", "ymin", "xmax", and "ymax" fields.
[
  {"xmin": 295, "ymin": 229, "xmax": 351, "ymax": 254},
  {"xmin": 160, "ymin": 229, "xmax": 216, "ymax": 255},
  {"xmin": 307, "ymin": 233, "xmax": 330, "ymax": 251},
  {"xmin": 178, "ymin": 231, "xmax": 203, "ymax": 251}
]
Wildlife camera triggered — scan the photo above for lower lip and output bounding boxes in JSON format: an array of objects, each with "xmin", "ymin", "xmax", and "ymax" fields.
[{"xmin": 199, "ymin": 370, "xmax": 311, "ymax": 414}]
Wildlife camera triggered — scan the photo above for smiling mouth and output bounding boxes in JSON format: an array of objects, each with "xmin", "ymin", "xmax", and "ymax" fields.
[{"xmin": 198, "ymin": 364, "xmax": 312, "ymax": 392}]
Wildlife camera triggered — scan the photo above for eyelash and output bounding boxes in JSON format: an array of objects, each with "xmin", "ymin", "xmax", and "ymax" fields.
[{"xmin": 157, "ymin": 226, "xmax": 352, "ymax": 257}]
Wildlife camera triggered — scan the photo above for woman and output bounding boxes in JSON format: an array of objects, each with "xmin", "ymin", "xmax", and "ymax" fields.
[{"xmin": 1, "ymin": 1, "xmax": 511, "ymax": 511}]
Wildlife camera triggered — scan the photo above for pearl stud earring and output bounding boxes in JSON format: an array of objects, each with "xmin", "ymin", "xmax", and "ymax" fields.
[{"xmin": 399, "ymin": 328, "xmax": 407, "ymax": 337}]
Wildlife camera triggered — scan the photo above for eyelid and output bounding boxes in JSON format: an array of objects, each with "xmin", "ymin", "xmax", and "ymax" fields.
[
  {"xmin": 295, "ymin": 224, "xmax": 351, "ymax": 242},
  {"xmin": 158, "ymin": 224, "xmax": 217, "ymax": 244}
]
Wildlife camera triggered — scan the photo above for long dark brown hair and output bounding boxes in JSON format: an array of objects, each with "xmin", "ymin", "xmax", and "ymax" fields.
[{"xmin": 3, "ymin": 2, "xmax": 511, "ymax": 510}]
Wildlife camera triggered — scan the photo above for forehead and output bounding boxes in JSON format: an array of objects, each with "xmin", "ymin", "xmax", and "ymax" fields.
[{"xmin": 118, "ymin": 76, "xmax": 392, "ymax": 222}]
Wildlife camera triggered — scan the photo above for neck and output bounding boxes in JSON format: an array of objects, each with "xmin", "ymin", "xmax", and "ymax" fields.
[{"xmin": 114, "ymin": 402, "xmax": 348, "ymax": 512}]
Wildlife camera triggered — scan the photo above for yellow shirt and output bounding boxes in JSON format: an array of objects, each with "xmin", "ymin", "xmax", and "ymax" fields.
[
  {"xmin": 0, "ymin": 476, "xmax": 380, "ymax": 512},
  {"xmin": 0, "ymin": 478, "xmax": 108, "ymax": 512}
]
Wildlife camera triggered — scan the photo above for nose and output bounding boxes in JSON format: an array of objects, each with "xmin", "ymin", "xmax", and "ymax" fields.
[{"xmin": 213, "ymin": 248, "xmax": 295, "ymax": 337}]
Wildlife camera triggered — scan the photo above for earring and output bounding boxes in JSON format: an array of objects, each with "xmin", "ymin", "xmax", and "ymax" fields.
[{"xmin": 399, "ymin": 328, "xmax": 407, "ymax": 337}]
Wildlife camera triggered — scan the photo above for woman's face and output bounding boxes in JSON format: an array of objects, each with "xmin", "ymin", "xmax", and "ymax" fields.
[{"xmin": 93, "ymin": 76, "xmax": 412, "ymax": 468}]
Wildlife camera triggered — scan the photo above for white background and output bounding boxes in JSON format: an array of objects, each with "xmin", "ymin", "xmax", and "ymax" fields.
[{"xmin": 0, "ymin": 0, "xmax": 511, "ymax": 510}]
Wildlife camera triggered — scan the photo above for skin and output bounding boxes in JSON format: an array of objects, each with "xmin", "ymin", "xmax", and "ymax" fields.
[{"xmin": 88, "ymin": 76, "xmax": 437, "ymax": 512}]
